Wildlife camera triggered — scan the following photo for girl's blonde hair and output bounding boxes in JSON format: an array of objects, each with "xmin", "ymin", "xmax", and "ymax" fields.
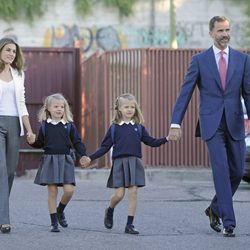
[
  {"xmin": 0, "ymin": 37, "xmax": 24, "ymax": 75},
  {"xmin": 38, "ymin": 93, "xmax": 73, "ymax": 122},
  {"xmin": 112, "ymin": 93, "xmax": 144, "ymax": 124}
]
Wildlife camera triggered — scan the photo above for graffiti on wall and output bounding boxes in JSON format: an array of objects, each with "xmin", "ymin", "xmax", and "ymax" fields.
[
  {"xmin": 176, "ymin": 21, "xmax": 250, "ymax": 48},
  {"xmin": 3, "ymin": 21, "xmax": 249, "ymax": 54},
  {"xmin": 43, "ymin": 24, "xmax": 121, "ymax": 52},
  {"xmin": 43, "ymin": 24, "xmax": 188, "ymax": 53},
  {"xmin": 43, "ymin": 21, "xmax": 250, "ymax": 54}
]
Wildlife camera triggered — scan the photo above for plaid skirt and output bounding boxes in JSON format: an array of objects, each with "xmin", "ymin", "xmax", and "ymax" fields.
[
  {"xmin": 107, "ymin": 156, "xmax": 145, "ymax": 188},
  {"xmin": 34, "ymin": 154, "xmax": 76, "ymax": 186}
]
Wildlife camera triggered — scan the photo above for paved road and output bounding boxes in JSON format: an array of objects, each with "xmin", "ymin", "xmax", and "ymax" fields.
[{"xmin": 1, "ymin": 168, "xmax": 250, "ymax": 250}]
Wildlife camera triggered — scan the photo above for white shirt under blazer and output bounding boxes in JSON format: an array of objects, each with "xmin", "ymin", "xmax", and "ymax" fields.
[{"xmin": 0, "ymin": 67, "xmax": 29, "ymax": 136}]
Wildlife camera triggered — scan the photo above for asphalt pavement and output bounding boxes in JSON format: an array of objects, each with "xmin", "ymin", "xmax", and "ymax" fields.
[{"xmin": 1, "ymin": 167, "xmax": 250, "ymax": 250}]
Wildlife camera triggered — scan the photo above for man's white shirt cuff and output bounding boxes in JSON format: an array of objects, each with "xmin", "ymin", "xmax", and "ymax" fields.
[{"xmin": 170, "ymin": 124, "xmax": 181, "ymax": 128}]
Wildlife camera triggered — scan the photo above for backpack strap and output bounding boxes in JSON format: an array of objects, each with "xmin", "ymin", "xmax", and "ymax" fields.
[
  {"xmin": 66, "ymin": 122, "xmax": 72, "ymax": 138},
  {"xmin": 67, "ymin": 123, "xmax": 75, "ymax": 147},
  {"xmin": 136, "ymin": 124, "xmax": 142, "ymax": 138},
  {"xmin": 41, "ymin": 121, "xmax": 46, "ymax": 136},
  {"xmin": 66, "ymin": 122, "xmax": 76, "ymax": 161},
  {"xmin": 110, "ymin": 123, "xmax": 116, "ymax": 143}
]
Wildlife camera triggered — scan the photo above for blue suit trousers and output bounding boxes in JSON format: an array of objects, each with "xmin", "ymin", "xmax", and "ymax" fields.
[{"xmin": 206, "ymin": 113, "xmax": 245, "ymax": 227}]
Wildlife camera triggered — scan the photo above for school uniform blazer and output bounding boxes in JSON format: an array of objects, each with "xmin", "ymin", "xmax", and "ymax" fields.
[
  {"xmin": 10, "ymin": 66, "xmax": 29, "ymax": 136},
  {"xmin": 171, "ymin": 46, "xmax": 250, "ymax": 141}
]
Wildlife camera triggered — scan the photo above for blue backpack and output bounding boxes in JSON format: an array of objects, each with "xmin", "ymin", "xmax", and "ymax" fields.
[
  {"xmin": 40, "ymin": 121, "xmax": 76, "ymax": 161},
  {"xmin": 110, "ymin": 123, "xmax": 142, "ymax": 144}
]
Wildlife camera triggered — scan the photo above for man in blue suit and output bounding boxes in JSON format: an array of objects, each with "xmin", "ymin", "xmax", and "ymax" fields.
[{"xmin": 168, "ymin": 16, "xmax": 250, "ymax": 237}]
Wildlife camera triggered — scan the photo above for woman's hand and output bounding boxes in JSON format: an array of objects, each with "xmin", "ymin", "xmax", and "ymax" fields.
[{"xmin": 26, "ymin": 132, "xmax": 36, "ymax": 144}]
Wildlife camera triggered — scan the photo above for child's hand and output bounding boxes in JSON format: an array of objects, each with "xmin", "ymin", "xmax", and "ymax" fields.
[
  {"xmin": 80, "ymin": 156, "xmax": 91, "ymax": 168},
  {"xmin": 27, "ymin": 132, "xmax": 36, "ymax": 144}
]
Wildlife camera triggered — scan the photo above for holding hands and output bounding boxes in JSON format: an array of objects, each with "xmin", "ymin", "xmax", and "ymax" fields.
[
  {"xmin": 167, "ymin": 127, "xmax": 182, "ymax": 141},
  {"xmin": 26, "ymin": 132, "xmax": 36, "ymax": 144},
  {"xmin": 80, "ymin": 156, "xmax": 91, "ymax": 168}
]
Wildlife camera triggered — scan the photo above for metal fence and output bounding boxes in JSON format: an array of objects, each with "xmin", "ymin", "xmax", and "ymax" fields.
[
  {"xmin": 82, "ymin": 48, "xmax": 211, "ymax": 168},
  {"xmin": 17, "ymin": 47, "xmax": 250, "ymax": 175},
  {"xmin": 17, "ymin": 48, "xmax": 81, "ymax": 175}
]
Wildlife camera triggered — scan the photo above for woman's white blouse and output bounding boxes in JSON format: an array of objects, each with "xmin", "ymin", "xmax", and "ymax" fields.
[
  {"xmin": 0, "ymin": 79, "xmax": 19, "ymax": 116},
  {"xmin": 0, "ymin": 67, "xmax": 29, "ymax": 136}
]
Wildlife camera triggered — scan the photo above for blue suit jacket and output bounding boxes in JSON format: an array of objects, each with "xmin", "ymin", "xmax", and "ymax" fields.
[{"xmin": 171, "ymin": 47, "xmax": 250, "ymax": 140}]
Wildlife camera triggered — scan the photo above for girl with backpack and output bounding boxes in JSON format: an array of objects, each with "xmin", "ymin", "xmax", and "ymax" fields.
[
  {"xmin": 27, "ymin": 93, "xmax": 89, "ymax": 232},
  {"xmin": 81, "ymin": 93, "xmax": 168, "ymax": 234}
]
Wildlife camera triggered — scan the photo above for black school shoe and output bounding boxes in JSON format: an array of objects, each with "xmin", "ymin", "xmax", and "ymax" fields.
[
  {"xmin": 104, "ymin": 208, "xmax": 113, "ymax": 229},
  {"xmin": 57, "ymin": 210, "xmax": 68, "ymax": 228},
  {"xmin": 124, "ymin": 224, "xmax": 139, "ymax": 235},
  {"xmin": 51, "ymin": 223, "xmax": 60, "ymax": 232},
  {"xmin": 223, "ymin": 226, "xmax": 235, "ymax": 237}
]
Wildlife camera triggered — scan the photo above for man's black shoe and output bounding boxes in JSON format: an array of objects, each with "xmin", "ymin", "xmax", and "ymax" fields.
[
  {"xmin": 0, "ymin": 225, "xmax": 11, "ymax": 234},
  {"xmin": 223, "ymin": 226, "xmax": 235, "ymax": 237},
  {"xmin": 205, "ymin": 207, "xmax": 221, "ymax": 232},
  {"xmin": 104, "ymin": 208, "xmax": 113, "ymax": 229},
  {"xmin": 125, "ymin": 224, "xmax": 139, "ymax": 235}
]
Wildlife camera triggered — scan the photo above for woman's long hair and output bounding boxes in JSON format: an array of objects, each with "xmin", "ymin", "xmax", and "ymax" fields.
[{"xmin": 0, "ymin": 37, "xmax": 24, "ymax": 75}]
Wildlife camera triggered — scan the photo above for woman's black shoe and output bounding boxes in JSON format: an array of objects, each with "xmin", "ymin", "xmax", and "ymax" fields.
[{"xmin": 125, "ymin": 224, "xmax": 139, "ymax": 234}]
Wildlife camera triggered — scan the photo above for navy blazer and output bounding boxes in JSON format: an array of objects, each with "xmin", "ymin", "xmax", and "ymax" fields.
[{"xmin": 171, "ymin": 46, "xmax": 250, "ymax": 140}]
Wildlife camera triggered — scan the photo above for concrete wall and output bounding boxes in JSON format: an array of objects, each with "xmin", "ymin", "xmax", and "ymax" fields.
[{"xmin": 0, "ymin": 0, "xmax": 249, "ymax": 56}]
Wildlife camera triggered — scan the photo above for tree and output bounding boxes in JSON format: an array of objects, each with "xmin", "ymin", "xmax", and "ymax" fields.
[
  {"xmin": 230, "ymin": 0, "xmax": 250, "ymax": 16},
  {"xmin": 230, "ymin": 0, "xmax": 250, "ymax": 35},
  {"xmin": 0, "ymin": 0, "xmax": 140, "ymax": 24},
  {"xmin": 75, "ymin": 0, "xmax": 140, "ymax": 18},
  {"xmin": 0, "ymin": 0, "xmax": 49, "ymax": 23}
]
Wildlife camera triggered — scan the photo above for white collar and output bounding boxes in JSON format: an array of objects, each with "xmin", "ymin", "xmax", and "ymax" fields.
[
  {"xmin": 47, "ymin": 118, "xmax": 66, "ymax": 125},
  {"xmin": 212, "ymin": 45, "xmax": 229, "ymax": 55},
  {"xmin": 118, "ymin": 120, "xmax": 135, "ymax": 126}
]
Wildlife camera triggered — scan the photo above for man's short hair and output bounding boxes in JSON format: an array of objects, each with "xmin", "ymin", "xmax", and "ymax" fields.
[{"xmin": 209, "ymin": 16, "xmax": 230, "ymax": 31}]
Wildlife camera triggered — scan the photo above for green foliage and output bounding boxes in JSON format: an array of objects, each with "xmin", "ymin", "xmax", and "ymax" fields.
[
  {"xmin": 230, "ymin": 0, "xmax": 250, "ymax": 16},
  {"xmin": 0, "ymin": 0, "xmax": 48, "ymax": 23},
  {"xmin": 75, "ymin": 0, "xmax": 140, "ymax": 17},
  {"xmin": 74, "ymin": 0, "xmax": 93, "ymax": 16},
  {"xmin": 230, "ymin": 0, "xmax": 250, "ymax": 36},
  {"xmin": 0, "ymin": 0, "xmax": 139, "ymax": 23},
  {"xmin": 100, "ymin": 0, "xmax": 139, "ymax": 17}
]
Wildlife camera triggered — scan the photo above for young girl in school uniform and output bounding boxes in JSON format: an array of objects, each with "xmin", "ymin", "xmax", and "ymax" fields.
[
  {"xmin": 27, "ymin": 93, "xmax": 89, "ymax": 232},
  {"xmin": 81, "ymin": 93, "xmax": 168, "ymax": 234}
]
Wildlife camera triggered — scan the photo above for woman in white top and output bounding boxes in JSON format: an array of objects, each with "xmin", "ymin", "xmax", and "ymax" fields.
[{"xmin": 0, "ymin": 37, "xmax": 34, "ymax": 233}]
